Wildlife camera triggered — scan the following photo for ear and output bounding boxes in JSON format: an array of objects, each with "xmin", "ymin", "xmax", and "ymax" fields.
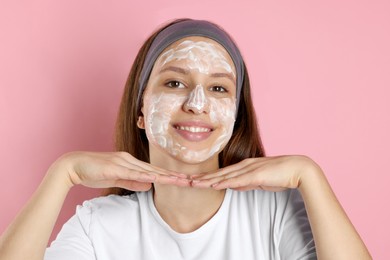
[{"xmin": 137, "ymin": 115, "xmax": 145, "ymax": 129}]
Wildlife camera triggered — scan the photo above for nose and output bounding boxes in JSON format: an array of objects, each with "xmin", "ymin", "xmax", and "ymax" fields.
[{"xmin": 183, "ymin": 84, "xmax": 210, "ymax": 114}]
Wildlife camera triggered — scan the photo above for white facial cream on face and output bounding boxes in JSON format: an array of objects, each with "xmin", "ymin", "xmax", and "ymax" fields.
[
  {"xmin": 157, "ymin": 40, "xmax": 235, "ymax": 77},
  {"xmin": 143, "ymin": 39, "xmax": 237, "ymax": 163},
  {"xmin": 186, "ymin": 84, "xmax": 208, "ymax": 112},
  {"xmin": 143, "ymin": 92, "xmax": 236, "ymax": 163}
]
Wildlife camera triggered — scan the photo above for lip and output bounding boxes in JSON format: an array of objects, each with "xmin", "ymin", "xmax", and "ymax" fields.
[{"xmin": 172, "ymin": 121, "xmax": 214, "ymax": 142}]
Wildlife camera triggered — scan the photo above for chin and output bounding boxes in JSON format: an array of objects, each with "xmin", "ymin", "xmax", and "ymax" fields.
[
  {"xmin": 149, "ymin": 133, "xmax": 228, "ymax": 165},
  {"xmin": 168, "ymin": 148, "xmax": 220, "ymax": 165}
]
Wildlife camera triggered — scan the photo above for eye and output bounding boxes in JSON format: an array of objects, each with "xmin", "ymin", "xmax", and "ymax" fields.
[
  {"xmin": 166, "ymin": 80, "xmax": 185, "ymax": 89},
  {"xmin": 209, "ymin": 86, "xmax": 227, "ymax": 93}
]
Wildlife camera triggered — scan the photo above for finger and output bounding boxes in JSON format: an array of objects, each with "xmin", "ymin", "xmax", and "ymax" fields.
[
  {"xmin": 211, "ymin": 161, "xmax": 270, "ymax": 182},
  {"xmin": 212, "ymin": 174, "xmax": 288, "ymax": 192},
  {"xmin": 192, "ymin": 160, "xmax": 259, "ymax": 180},
  {"xmin": 102, "ymin": 164, "xmax": 157, "ymax": 183},
  {"xmin": 191, "ymin": 175, "xmax": 227, "ymax": 188},
  {"xmin": 81, "ymin": 178, "xmax": 152, "ymax": 191},
  {"xmin": 105, "ymin": 155, "xmax": 157, "ymax": 180},
  {"xmin": 146, "ymin": 164, "xmax": 187, "ymax": 178},
  {"xmin": 211, "ymin": 172, "xmax": 256, "ymax": 190},
  {"xmin": 153, "ymin": 174, "xmax": 192, "ymax": 187},
  {"xmin": 114, "ymin": 180, "xmax": 152, "ymax": 191},
  {"xmin": 96, "ymin": 166, "xmax": 190, "ymax": 189},
  {"xmin": 108, "ymin": 163, "xmax": 191, "ymax": 188},
  {"xmin": 191, "ymin": 166, "xmax": 253, "ymax": 188},
  {"xmin": 115, "ymin": 157, "xmax": 152, "ymax": 173},
  {"xmin": 117, "ymin": 152, "xmax": 187, "ymax": 178},
  {"xmin": 230, "ymin": 185, "xmax": 284, "ymax": 192},
  {"xmin": 191, "ymin": 163, "xmax": 242, "ymax": 180},
  {"xmin": 112, "ymin": 154, "xmax": 161, "ymax": 173},
  {"xmin": 191, "ymin": 173, "xmax": 239, "ymax": 188}
]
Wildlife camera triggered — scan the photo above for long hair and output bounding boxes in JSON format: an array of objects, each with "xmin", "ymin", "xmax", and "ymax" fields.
[{"xmin": 106, "ymin": 19, "xmax": 265, "ymax": 196}]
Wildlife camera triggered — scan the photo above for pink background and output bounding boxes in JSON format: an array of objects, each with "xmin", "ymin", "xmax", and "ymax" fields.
[{"xmin": 1, "ymin": 0, "xmax": 389, "ymax": 258}]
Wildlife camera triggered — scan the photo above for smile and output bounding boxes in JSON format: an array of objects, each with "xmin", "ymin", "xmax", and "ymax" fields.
[
  {"xmin": 172, "ymin": 122, "xmax": 214, "ymax": 142},
  {"xmin": 174, "ymin": 126, "xmax": 212, "ymax": 133}
]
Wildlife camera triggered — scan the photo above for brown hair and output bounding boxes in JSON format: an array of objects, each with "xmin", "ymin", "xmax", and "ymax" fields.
[{"xmin": 106, "ymin": 19, "xmax": 265, "ymax": 196}]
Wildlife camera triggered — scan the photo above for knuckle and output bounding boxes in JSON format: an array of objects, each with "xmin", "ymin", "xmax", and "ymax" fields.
[
  {"xmin": 101, "ymin": 167, "xmax": 114, "ymax": 179},
  {"xmin": 243, "ymin": 158, "xmax": 255, "ymax": 164},
  {"xmin": 116, "ymin": 151, "xmax": 130, "ymax": 160}
]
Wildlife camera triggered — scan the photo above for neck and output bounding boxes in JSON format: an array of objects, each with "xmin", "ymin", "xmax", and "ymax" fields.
[
  {"xmin": 149, "ymin": 146, "xmax": 225, "ymax": 233},
  {"xmin": 152, "ymin": 185, "xmax": 225, "ymax": 233}
]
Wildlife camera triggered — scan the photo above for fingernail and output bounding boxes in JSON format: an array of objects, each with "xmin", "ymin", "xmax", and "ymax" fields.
[
  {"xmin": 169, "ymin": 176, "xmax": 178, "ymax": 179},
  {"xmin": 211, "ymin": 182, "xmax": 220, "ymax": 188}
]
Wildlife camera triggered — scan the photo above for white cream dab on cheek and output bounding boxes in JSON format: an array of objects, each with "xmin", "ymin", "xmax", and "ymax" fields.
[
  {"xmin": 145, "ymin": 93, "xmax": 181, "ymax": 149},
  {"xmin": 206, "ymin": 97, "xmax": 236, "ymax": 157},
  {"xmin": 209, "ymin": 97, "xmax": 236, "ymax": 124}
]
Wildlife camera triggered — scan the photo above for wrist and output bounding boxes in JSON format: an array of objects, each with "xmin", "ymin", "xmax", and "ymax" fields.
[
  {"xmin": 294, "ymin": 155, "xmax": 324, "ymax": 191},
  {"xmin": 46, "ymin": 154, "xmax": 77, "ymax": 190}
]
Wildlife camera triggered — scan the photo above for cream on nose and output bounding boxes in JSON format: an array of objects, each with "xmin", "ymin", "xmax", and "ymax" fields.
[{"xmin": 185, "ymin": 84, "xmax": 209, "ymax": 112}]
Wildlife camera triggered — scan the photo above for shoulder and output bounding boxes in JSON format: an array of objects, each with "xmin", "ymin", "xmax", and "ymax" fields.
[
  {"xmin": 230, "ymin": 189, "xmax": 305, "ymax": 217},
  {"xmin": 80, "ymin": 193, "xmax": 140, "ymax": 211},
  {"xmin": 75, "ymin": 192, "xmax": 148, "ymax": 226},
  {"xmin": 231, "ymin": 188, "xmax": 300, "ymax": 204}
]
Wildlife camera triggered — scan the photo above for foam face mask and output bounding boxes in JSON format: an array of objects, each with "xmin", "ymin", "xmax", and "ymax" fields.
[{"xmin": 143, "ymin": 40, "xmax": 237, "ymax": 163}]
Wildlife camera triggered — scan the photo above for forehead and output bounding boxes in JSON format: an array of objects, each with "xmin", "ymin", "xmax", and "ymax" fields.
[
  {"xmin": 155, "ymin": 36, "xmax": 235, "ymax": 69},
  {"xmin": 163, "ymin": 36, "xmax": 229, "ymax": 54}
]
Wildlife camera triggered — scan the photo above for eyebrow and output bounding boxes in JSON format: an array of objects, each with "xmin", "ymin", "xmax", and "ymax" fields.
[
  {"xmin": 210, "ymin": 72, "xmax": 235, "ymax": 84},
  {"xmin": 159, "ymin": 66, "xmax": 236, "ymax": 84},
  {"xmin": 159, "ymin": 66, "xmax": 189, "ymax": 75}
]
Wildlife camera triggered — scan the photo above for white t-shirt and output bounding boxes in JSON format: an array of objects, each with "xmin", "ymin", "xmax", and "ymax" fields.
[{"xmin": 45, "ymin": 189, "xmax": 316, "ymax": 260}]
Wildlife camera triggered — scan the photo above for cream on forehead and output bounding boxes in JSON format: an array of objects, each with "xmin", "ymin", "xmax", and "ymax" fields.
[{"xmin": 157, "ymin": 40, "xmax": 235, "ymax": 76}]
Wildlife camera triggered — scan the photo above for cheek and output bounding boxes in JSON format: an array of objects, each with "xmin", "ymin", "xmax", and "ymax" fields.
[
  {"xmin": 209, "ymin": 98, "xmax": 236, "ymax": 128},
  {"xmin": 144, "ymin": 93, "xmax": 185, "ymax": 135}
]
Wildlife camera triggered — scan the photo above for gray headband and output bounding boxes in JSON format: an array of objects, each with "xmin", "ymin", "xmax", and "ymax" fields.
[{"xmin": 137, "ymin": 19, "xmax": 244, "ymax": 115}]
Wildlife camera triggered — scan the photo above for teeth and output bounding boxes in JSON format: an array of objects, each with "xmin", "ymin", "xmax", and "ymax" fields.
[{"xmin": 176, "ymin": 126, "xmax": 211, "ymax": 133}]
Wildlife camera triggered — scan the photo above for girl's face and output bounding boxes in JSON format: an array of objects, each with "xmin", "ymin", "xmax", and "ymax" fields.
[{"xmin": 140, "ymin": 36, "xmax": 237, "ymax": 164}]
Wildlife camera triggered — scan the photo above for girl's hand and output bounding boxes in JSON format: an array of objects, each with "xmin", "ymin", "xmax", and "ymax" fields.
[
  {"xmin": 191, "ymin": 155, "xmax": 317, "ymax": 191},
  {"xmin": 51, "ymin": 151, "xmax": 190, "ymax": 191}
]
